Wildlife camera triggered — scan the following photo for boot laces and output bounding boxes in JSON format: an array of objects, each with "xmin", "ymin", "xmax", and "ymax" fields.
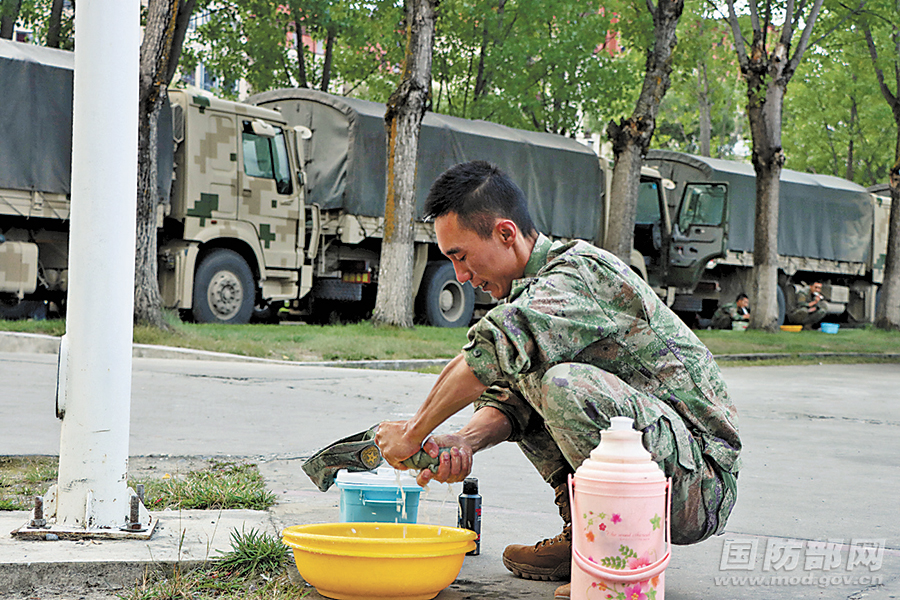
[{"xmin": 534, "ymin": 526, "xmax": 571, "ymax": 549}]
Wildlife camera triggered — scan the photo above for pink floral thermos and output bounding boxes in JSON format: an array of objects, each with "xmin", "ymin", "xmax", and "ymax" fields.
[{"xmin": 568, "ymin": 416, "xmax": 671, "ymax": 600}]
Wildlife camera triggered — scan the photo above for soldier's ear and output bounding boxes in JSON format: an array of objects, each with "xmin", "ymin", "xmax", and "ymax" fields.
[{"xmin": 496, "ymin": 220, "xmax": 517, "ymax": 247}]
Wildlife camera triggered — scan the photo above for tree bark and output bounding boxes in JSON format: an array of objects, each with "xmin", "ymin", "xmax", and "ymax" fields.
[
  {"xmin": 321, "ymin": 27, "xmax": 335, "ymax": 92},
  {"xmin": 134, "ymin": 0, "xmax": 195, "ymax": 328},
  {"xmin": 290, "ymin": 3, "xmax": 309, "ymax": 88},
  {"xmin": 698, "ymin": 63, "xmax": 712, "ymax": 157},
  {"xmin": 745, "ymin": 39, "xmax": 788, "ymax": 332},
  {"xmin": 0, "ymin": 0, "xmax": 23, "ymax": 39},
  {"xmin": 603, "ymin": 0, "xmax": 684, "ymax": 263},
  {"xmin": 372, "ymin": 0, "xmax": 437, "ymax": 328},
  {"xmin": 47, "ymin": 0, "xmax": 65, "ymax": 47}
]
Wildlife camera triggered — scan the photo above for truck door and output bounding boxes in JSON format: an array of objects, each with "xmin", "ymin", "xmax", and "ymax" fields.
[
  {"xmin": 237, "ymin": 119, "xmax": 300, "ymax": 270},
  {"xmin": 633, "ymin": 177, "xmax": 668, "ymax": 286},
  {"xmin": 668, "ymin": 183, "xmax": 728, "ymax": 287}
]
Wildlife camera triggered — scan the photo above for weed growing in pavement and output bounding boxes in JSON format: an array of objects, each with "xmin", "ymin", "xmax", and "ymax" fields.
[
  {"xmin": 0, "ymin": 456, "xmax": 57, "ymax": 511},
  {"xmin": 120, "ymin": 528, "xmax": 307, "ymax": 600},
  {"xmin": 133, "ymin": 461, "xmax": 276, "ymax": 511},
  {"xmin": 215, "ymin": 527, "xmax": 291, "ymax": 577}
]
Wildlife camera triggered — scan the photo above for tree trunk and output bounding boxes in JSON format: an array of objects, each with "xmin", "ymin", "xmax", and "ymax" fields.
[
  {"xmin": 698, "ymin": 63, "xmax": 712, "ymax": 157},
  {"xmin": 603, "ymin": 0, "xmax": 684, "ymax": 263},
  {"xmin": 0, "ymin": 0, "xmax": 23, "ymax": 39},
  {"xmin": 321, "ymin": 27, "xmax": 335, "ymax": 92},
  {"xmin": 372, "ymin": 0, "xmax": 437, "ymax": 328},
  {"xmin": 46, "ymin": 0, "xmax": 65, "ymax": 47},
  {"xmin": 863, "ymin": 23, "xmax": 900, "ymax": 330},
  {"xmin": 875, "ymin": 154, "xmax": 900, "ymax": 330},
  {"xmin": 134, "ymin": 0, "xmax": 195, "ymax": 328},
  {"xmin": 290, "ymin": 3, "xmax": 308, "ymax": 88},
  {"xmin": 725, "ymin": 0, "xmax": 823, "ymax": 330},
  {"xmin": 745, "ymin": 41, "xmax": 787, "ymax": 332}
]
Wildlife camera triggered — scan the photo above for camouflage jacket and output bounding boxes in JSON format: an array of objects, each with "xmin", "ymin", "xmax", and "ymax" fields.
[
  {"xmin": 463, "ymin": 234, "xmax": 741, "ymax": 475},
  {"xmin": 713, "ymin": 302, "xmax": 749, "ymax": 323},
  {"xmin": 793, "ymin": 286, "xmax": 826, "ymax": 313}
]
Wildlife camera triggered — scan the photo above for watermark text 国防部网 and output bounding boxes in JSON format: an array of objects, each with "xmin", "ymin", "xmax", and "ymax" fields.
[{"xmin": 715, "ymin": 538, "xmax": 887, "ymax": 588}]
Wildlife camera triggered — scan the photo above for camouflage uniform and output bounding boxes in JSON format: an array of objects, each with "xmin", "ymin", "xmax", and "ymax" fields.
[
  {"xmin": 711, "ymin": 301, "xmax": 749, "ymax": 329},
  {"xmin": 787, "ymin": 285, "xmax": 827, "ymax": 328},
  {"xmin": 463, "ymin": 235, "xmax": 741, "ymax": 545}
]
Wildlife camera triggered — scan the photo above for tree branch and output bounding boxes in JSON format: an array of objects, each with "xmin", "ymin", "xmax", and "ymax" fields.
[
  {"xmin": 862, "ymin": 24, "xmax": 898, "ymax": 107},
  {"xmin": 725, "ymin": 0, "xmax": 750, "ymax": 68},
  {"xmin": 805, "ymin": 0, "xmax": 864, "ymax": 51},
  {"xmin": 785, "ymin": 0, "xmax": 824, "ymax": 76},
  {"xmin": 782, "ymin": 0, "xmax": 796, "ymax": 46}
]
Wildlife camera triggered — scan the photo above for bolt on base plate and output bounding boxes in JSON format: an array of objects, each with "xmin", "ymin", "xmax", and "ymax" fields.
[{"xmin": 11, "ymin": 516, "xmax": 158, "ymax": 541}]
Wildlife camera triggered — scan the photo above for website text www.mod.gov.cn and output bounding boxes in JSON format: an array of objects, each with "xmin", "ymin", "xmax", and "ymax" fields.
[{"xmin": 714, "ymin": 574, "xmax": 883, "ymax": 588}]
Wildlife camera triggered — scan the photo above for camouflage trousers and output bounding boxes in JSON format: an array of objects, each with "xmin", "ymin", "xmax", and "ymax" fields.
[
  {"xmin": 509, "ymin": 362, "xmax": 737, "ymax": 546},
  {"xmin": 788, "ymin": 306, "xmax": 826, "ymax": 328}
]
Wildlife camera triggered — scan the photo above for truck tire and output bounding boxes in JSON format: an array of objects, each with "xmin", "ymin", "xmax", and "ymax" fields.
[
  {"xmin": 417, "ymin": 261, "xmax": 475, "ymax": 328},
  {"xmin": 192, "ymin": 249, "xmax": 255, "ymax": 324}
]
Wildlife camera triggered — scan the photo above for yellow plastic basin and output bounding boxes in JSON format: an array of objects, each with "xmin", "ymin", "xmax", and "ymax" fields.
[
  {"xmin": 780, "ymin": 325, "xmax": 802, "ymax": 332},
  {"xmin": 282, "ymin": 522, "xmax": 476, "ymax": 600}
]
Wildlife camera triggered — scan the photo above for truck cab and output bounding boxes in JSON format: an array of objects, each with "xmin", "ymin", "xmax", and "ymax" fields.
[{"xmin": 159, "ymin": 88, "xmax": 316, "ymax": 323}]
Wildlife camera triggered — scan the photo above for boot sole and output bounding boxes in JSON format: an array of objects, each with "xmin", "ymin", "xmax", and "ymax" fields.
[{"xmin": 501, "ymin": 555, "xmax": 570, "ymax": 581}]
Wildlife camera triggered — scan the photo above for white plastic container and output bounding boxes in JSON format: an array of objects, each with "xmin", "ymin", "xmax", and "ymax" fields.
[{"xmin": 335, "ymin": 466, "xmax": 423, "ymax": 524}]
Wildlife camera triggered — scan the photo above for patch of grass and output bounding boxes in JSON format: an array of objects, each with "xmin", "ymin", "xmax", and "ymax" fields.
[
  {"xmin": 120, "ymin": 527, "xmax": 307, "ymax": 600},
  {"xmin": 4, "ymin": 316, "xmax": 900, "ymax": 365},
  {"xmin": 0, "ymin": 456, "xmax": 57, "ymax": 511},
  {"xmin": 216, "ymin": 528, "xmax": 291, "ymax": 578},
  {"xmin": 134, "ymin": 461, "xmax": 276, "ymax": 511},
  {"xmin": 696, "ymin": 326, "xmax": 900, "ymax": 357}
]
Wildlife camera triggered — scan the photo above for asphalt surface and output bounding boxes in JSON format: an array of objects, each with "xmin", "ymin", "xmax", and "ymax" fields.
[{"xmin": 1, "ymin": 332, "xmax": 899, "ymax": 599}]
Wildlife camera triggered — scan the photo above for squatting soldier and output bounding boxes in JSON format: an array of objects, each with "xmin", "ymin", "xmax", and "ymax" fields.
[
  {"xmin": 375, "ymin": 161, "xmax": 741, "ymax": 600},
  {"xmin": 711, "ymin": 293, "xmax": 751, "ymax": 329},
  {"xmin": 788, "ymin": 281, "xmax": 827, "ymax": 329}
]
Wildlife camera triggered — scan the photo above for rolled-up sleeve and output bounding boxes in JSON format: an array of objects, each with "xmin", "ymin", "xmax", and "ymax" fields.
[{"xmin": 473, "ymin": 385, "xmax": 532, "ymax": 442}]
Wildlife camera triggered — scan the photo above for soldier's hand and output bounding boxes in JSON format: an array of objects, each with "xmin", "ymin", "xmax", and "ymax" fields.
[
  {"xmin": 375, "ymin": 420, "xmax": 423, "ymax": 470},
  {"xmin": 416, "ymin": 433, "xmax": 473, "ymax": 487}
]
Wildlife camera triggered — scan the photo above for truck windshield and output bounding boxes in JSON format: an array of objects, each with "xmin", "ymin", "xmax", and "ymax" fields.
[
  {"xmin": 241, "ymin": 121, "xmax": 293, "ymax": 195},
  {"xmin": 677, "ymin": 183, "xmax": 726, "ymax": 231}
]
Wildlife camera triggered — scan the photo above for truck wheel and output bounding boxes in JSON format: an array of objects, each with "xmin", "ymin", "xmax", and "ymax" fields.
[
  {"xmin": 417, "ymin": 261, "xmax": 474, "ymax": 328},
  {"xmin": 192, "ymin": 249, "xmax": 255, "ymax": 324}
]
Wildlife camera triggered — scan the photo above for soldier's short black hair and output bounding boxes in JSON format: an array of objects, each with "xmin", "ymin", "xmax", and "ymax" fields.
[
  {"xmin": 424, "ymin": 160, "xmax": 537, "ymax": 240},
  {"xmin": 736, "ymin": 293, "xmax": 748, "ymax": 302}
]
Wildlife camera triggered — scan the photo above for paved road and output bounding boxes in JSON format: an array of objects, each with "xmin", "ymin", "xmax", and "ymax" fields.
[{"xmin": 2, "ymin": 352, "xmax": 899, "ymax": 599}]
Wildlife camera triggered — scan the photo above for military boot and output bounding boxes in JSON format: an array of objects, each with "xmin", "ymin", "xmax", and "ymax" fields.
[{"xmin": 502, "ymin": 483, "xmax": 571, "ymax": 581}]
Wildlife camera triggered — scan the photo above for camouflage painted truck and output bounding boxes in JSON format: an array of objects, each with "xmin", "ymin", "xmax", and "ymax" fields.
[
  {"xmin": 0, "ymin": 39, "xmax": 319, "ymax": 324},
  {"xmin": 644, "ymin": 150, "xmax": 893, "ymax": 325}
]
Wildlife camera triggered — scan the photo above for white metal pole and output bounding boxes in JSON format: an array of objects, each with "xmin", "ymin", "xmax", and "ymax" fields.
[{"xmin": 56, "ymin": 0, "xmax": 141, "ymax": 529}]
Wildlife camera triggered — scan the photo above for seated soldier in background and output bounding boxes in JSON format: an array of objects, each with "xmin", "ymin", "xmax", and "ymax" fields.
[
  {"xmin": 787, "ymin": 281, "xmax": 827, "ymax": 329},
  {"xmin": 711, "ymin": 293, "xmax": 750, "ymax": 329}
]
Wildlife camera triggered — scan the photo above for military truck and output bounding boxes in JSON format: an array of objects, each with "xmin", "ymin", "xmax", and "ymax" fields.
[
  {"xmin": 645, "ymin": 150, "xmax": 893, "ymax": 324},
  {"xmin": 0, "ymin": 39, "xmax": 320, "ymax": 325},
  {"xmin": 246, "ymin": 88, "xmax": 691, "ymax": 326},
  {"xmin": 1, "ymin": 39, "xmax": 688, "ymax": 326}
]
